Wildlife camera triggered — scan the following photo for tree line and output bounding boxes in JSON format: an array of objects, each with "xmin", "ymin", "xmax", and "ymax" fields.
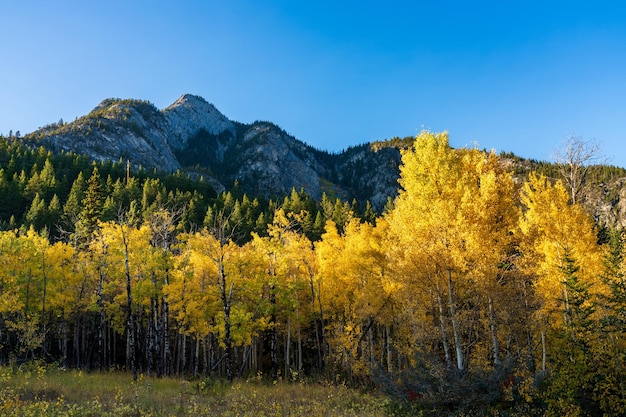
[{"xmin": 0, "ymin": 132, "xmax": 625, "ymax": 415}]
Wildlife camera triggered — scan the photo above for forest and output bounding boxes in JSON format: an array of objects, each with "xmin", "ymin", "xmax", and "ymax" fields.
[{"xmin": 0, "ymin": 131, "xmax": 625, "ymax": 415}]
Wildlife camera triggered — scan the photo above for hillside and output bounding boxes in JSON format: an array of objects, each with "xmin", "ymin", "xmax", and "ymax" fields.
[
  {"xmin": 1, "ymin": 130, "xmax": 626, "ymax": 416},
  {"xmin": 20, "ymin": 94, "xmax": 626, "ymax": 226},
  {"xmin": 24, "ymin": 94, "xmax": 400, "ymax": 211}
]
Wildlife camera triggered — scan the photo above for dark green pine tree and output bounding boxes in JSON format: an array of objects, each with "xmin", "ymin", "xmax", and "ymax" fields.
[
  {"xmin": 331, "ymin": 198, "xmax": 351, "ymax": 232},
  {"xmin": 38, "ymin": 158, "xmax": 57, "ymax": 199},
  {"xmin": 597, "ymin": 229, "xmax": 626, "ymax": 413},
  {"xmin": 75, "ymin": 167, "xmax": 104, "ymax": 245},
  {"xmin": 63, "ymin": 171, "xmax": 86, "ymax": 225},
  {"xmin": 254, "ymin": 211, "xmax": 269, "ymax": 236},
  {"xmin": 320, "ymin": 192, "xmax": 334, "ymax": 221},
  {"xmin": 311, "ymin": 210, "xmax": 325, "ymax": 241},
  {"xmin": 601, "ymin": 229, "xmax": 626, "ymax": 331},
  {"xmin": 25, "ymin": 193, "xmax": 47, "ymax": 231},
  {"xmin": 46, "ymin": 194, "xmax": 62, "ymax": 239},
  {"xmin": 362, "ymin": 200, "xmax": 377, "ymax": 225},
  {"xmin": 180, "ymin": 194, "xmax": 204, "ymax": 231},
  {"xmin": 543, "ymin": 250, "xmax": 601, "ymax": 416},
  {"xmin": 203, "ymin": 204, "xmax": 215, "ymax": 229}
]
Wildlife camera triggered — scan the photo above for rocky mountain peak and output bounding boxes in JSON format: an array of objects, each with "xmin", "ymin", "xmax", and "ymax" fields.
[
  {"xmin": 21, "ymin": 94, "xmax": 408, "ymax": 211},
  {"xmin": 163, "ymin": 94, "xmax": 234, "ymax": 149}
]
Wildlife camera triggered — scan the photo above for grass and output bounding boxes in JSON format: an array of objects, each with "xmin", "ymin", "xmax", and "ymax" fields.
[{"xmin": 0, "ymin": 362, "xmax": 406, "ymax": 416}]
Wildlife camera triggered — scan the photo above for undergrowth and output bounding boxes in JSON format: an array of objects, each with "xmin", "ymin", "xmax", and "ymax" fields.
[{"xmin": 0, "ymin": 362, "xmax": 407, "ymax": 416}]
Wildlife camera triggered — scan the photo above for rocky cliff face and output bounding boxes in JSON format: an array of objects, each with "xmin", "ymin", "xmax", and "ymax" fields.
[
  {"xmin": 163, "ymin": 94, "xmax": 236, "ymax": 150},
  {"xmin": 24, "ymin": 94, "xmax": 626, "ymax": 224},
  {"xmin": 26, "ymin": 94, "xmax": 401, "ymax": 210}
]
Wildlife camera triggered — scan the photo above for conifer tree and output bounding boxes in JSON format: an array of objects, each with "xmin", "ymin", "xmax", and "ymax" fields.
[
  {"xmin": 75, "ymin": 167, "xmax": 104, "ymax": 244},
  {"xmin": 63, "ymin": 172, "xmax": 86, "ymax": 227}
]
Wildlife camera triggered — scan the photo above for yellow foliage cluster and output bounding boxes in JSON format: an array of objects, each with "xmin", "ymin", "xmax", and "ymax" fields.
[{"xmin": 0, "ymin": 131, "xmax": 624, "ymax": 414}]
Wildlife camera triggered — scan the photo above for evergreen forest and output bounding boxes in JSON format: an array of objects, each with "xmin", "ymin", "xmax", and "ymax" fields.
[{"xmin": 1, "ymin": 131, "xmax": 625, "ymax": 416}]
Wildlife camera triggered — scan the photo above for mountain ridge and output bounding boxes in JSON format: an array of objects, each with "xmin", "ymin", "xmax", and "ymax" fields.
[
  {"xmin": 21, "ymin": 94, "xmax": 626, "ymax": 226},
  {"xmin": 25, "ymin": 94, "xmax": 401, "ymax": 210}
]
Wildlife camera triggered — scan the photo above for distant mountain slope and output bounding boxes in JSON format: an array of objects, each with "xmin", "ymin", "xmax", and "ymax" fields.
[
  {"xmin": 22, "ymin": 94, "xmax": 626, "ymax": 225},
  {"xmin": 25, "ymin": 94, "xmax": 401, "ymax": 210}
]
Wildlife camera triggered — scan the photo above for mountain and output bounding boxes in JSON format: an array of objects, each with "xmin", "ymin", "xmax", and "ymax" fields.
[
  {"xmin": 25, "ymin": 94, "xmax": 400, "ymax": 210},
  {"xmin": 23, "ymin": 94, "xmax": 626, "ymax": 226}
]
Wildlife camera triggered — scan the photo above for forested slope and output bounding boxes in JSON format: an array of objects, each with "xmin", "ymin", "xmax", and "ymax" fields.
[{"xmin": 0, "ymin": 132, "xmax": 625, "ymax": 415}]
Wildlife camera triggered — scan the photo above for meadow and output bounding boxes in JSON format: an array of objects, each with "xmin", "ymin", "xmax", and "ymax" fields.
[{"xmin": 0, "ymin": 362, "xmax": 405, "ymax": 417}]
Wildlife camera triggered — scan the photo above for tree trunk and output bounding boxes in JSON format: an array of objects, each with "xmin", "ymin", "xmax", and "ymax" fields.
[
  {"xmin": 122, "ymin": 226, "xmax": 137, "ymax": 381},
  {"xmin": 96, "ymin": 267, "xmax": 105, "ymax": 372},
  {"xmin": 316, "ymin": 280, "xmax": 326, "ymax": 371},
  {"xmin": 435, "ymin": 284, "xmax": 451, "ymax": 366},
  {"xmin": 269, "ymin": 284, "xmax": 278, "ymax": 380},
  {"xmin": 447, "ymin": 270, "xmax": 464, "ymax": 372},
  {"xmin": 386, "ymin": 324, "xmax": 392, "ymax": 373},
  {"xmin": 488, "ymin": 296, "xmax": 501, "ymax": 368},
  {"xmin": 162, "ymin": 293, "xmax": 170, "ymax": 376},
  {"xmin": 285, "ymin": 317, "xmax": 291, "ymax": 376},
  {"xmin": 541, "ymin": 330, "xmax": 546, "ymax": 373},
  {"xmin": 194, "ymin": 336, "xmax": 200, "ymax": 377},
  {"xmin": 147, "ymin": 303, "xmax": 154, "ymax": 376},
  {"xmin": 526, "ymin": 330, "xmax": 535, "ymax": 372},
  {"xmin": 296, "ymin": 305, "xmax": 302, "ymax": 372},
  {"xmin": 308, "ymin": 268, "xmax": 323, "ymax": 373},
  {"xmin": 73, "ymin": 315, "xmax": 80, "ymax": 368},
  {"xmin": 61, "ymin": 320, "xmax": 68, "ymax": 368},
  {"xmin": 40, "ymin": 252, "xmax": 47, "ymax": 356},
  {"xmin": 181, "ymin": 333, "xmax": 187, "ymax": 376},
  {"xmin": 219, "ymin": 256, "xmax": 233, "ymax": 382}
]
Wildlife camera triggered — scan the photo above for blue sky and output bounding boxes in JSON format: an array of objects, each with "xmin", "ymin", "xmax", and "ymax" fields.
[{"xmin": 1, "ymin": 1, "xmax": 626, "ymax": 167}]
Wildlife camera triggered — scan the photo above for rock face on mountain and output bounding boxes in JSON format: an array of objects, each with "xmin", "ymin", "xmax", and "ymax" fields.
[
  {"xmin": 26, "ymin": 94, "xmax": 402, "ymax": 210},
  {"xmin": 163, "ymin": 94, "xmax": 236, "ymax": 150},
  {"xmin": 24, "ymin": 93, "xmax": 626, "ymax": 225}
]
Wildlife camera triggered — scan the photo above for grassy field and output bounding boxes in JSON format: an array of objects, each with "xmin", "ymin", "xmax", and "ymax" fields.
[{"xmin": 0, "ymin": 362, "xmax": 407, "ymax": 416}]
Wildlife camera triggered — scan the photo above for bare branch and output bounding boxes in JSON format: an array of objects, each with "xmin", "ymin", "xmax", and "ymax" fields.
[{"xmin": 553, "ymin": 135, "xmax": 605, "ymax": 205}]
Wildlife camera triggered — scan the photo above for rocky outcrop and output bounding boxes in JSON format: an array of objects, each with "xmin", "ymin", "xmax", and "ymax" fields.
[
  {"xmin": 25, "ymin": 94, "xmax": 401, "ymax": 210},
  {"xmin": 163, "ymin": 94, "xmax": 236, "ymax": 150},
  {"xmin": 24, "ymin": 93, "xmax": 626, "ymax": 222}
]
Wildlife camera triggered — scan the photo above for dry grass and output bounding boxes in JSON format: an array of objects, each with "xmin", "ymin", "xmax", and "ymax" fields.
[{"xmin": 0, "ymin": 363, "xmax": 405, "ymax": 416}]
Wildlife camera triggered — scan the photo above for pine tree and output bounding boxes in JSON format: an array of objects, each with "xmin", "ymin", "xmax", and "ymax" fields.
[
  {"xmin": 75, "ymin": 167, "xmax": 104, "ymax": 245},
  {"xmin": 25, "ymin": 193, "xmax": 47, "ymax": 231},
  {"xmin": 63, "ymin": 172, "xmax": 86, "ymax": 225},
  {"xmin": 543, "ymin": 250, "xmax": 601, "ymax": 416}
]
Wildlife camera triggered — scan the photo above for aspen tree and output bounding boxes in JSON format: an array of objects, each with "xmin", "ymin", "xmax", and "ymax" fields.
[
  {"xmin": 387, "ymin": 131, "xmax": 519, "ymax": 373},
  {"xmin": 251, "ymin": 209, "xmax": 315, "ymax": 377},
  {"xmin": 315, "ymin": 217, "xmax": 392, "ymax": 378},
  {"xmin": 387, "ymin": 131, "xmax": 468, "ymax": 372},
  {"xmin": 519, "ymin": 173, "xmax": 604, "ymax": 376}
]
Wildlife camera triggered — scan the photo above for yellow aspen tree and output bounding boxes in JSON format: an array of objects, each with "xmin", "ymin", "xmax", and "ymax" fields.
[
  {"xmin": 0, "ymin": 230, "xmax": 23, "ymax": 316},
  {"xmin": 14, "ymin": 229, "xmax": 49, "ymax": 358},
  {"xmin": 387, "ymin": 131, "xmax": 519, "ymax": 373},
  {"xmin": 315, "ymin": 217, "xmax": 393, "ymax": 378},
  {"xmin": 99, "ymin": 220, "xmax": 152, "ymax": 380},
  {"xmin": 168, "ymin": 231, "xmax": 220, "ymax": 377},
  {"xmin": 44, "ymin": 240, "xmax": 80, "ymax": 363},
  {"xmin": 457, "ymin": 151, "xmax": 519, "ymax": 369},
  {"xmin": 387, "ymin": 131, "xmax": 469, "ymax": 372},
  {"xmin": 250, "ymin": 209, "xmax": 314, "ymax": 378},
  {"xmin": 144, "ymin": 208, "xmax": 178, "ymax": 376},
  {"xmin": 315, "ymin": 220, "xmax": 352, "ymax": 373},
  {"xmin": 269, "ymin": 211, "xmax": 311, "ymax": 377},
  {"xmin": 0, "ymin": 230, "xmax": 42, "ymax": 358},
  {"xmin": 179, "ymin": 218, "xmax": 263, "ymax": 380},
  {"xmin": 341, "ymin": 218, "xmax": 394, "ymax": 377},
  {"xmin": 518, "ymin": 173, "xmax": 604, "ymax": 371}
]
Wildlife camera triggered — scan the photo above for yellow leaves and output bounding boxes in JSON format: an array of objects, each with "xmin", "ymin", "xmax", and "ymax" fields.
[
  {"xmin": 389, "ymin": 131, "xmax": 518, "ymax": 288},
  {"xmin": 519, "ymin": 173, "xmax": 605, "ymax": 326},
  {"xmin": 314, "ymin": 217, "xmax": 394, "ymax": 373}
]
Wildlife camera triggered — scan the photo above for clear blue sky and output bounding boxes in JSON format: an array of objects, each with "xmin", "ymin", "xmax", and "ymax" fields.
[{"xmin": 2, "ymin": 1, "xmax": 626, "ymax": 167}]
